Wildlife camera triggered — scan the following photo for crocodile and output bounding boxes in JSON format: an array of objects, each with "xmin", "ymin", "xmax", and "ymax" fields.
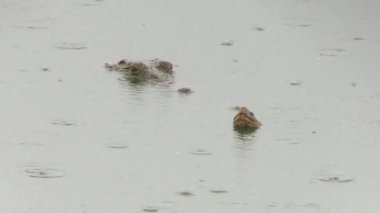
[
  {"xmin": 233, "ymin": 107, "xmax": 261, "ymax": 130},
  {"xmin": 105, "ymin": 58, "xmax": 174, "ymax": 83}
]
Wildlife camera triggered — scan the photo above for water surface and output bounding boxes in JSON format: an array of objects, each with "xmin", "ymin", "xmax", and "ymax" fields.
[{"xmin": 1, "ymin": 0, "xmax": 380, "ymax": 212}]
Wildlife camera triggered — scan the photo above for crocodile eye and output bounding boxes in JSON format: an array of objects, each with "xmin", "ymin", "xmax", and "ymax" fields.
[
  {"xmin": 118, "ymin": 60, "xmax": 127, "ymax": 65},
  {"xmin": 250, "ymin": 112, "xmax": 254, "ymax": 116}
]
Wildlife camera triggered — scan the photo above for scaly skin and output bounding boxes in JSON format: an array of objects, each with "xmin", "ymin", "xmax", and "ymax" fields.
[
  {"xmin": 233, "ymin": 107, "xmax": 261, "ymax": 130},
  {"xmin": 105, "ymin": 58, "xmax": 174, "ymax": 82}
]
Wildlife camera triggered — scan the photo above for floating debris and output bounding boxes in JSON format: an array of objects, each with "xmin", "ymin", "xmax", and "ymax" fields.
[
  {"xmin": 274, "ymin": 137, "xmax": 292, "ymax": 141},
  {"xmin": 290, "ymin": 81, "xmax": 302, "ymax": 86},
  {"xmin": 303, "ymin": 203, "xmax": 321, "ymax": 209},
  {"xmin": 41, "ymin": 67, "xmax": 50, "ymax": 72},
  {"xmin": 18, "ymin": 142, "xmax": 43, "ymax": 146},
  {"xmin": 177, "ymin": 87, "xmax": 193, "ymax": 94},
  {"xmin": 51, "ymin": 120, "xmax": 75, "ymax": 126},
  {"xmin": 177, "ymin": 191, "xmax": 194, "ymax": 197},
  {"xmin": 78, "ymin": 3, "xmax": 97, "ymax": 6},
  {"xmin": 254, "ymin": 26, "xmax": 265, "ymax": 31},
  {"xmin": 142, "ymin": 206, "xmax": 159, "ymax": 212},
  {"xmin": 351, "ymin": 82, "xmax": 357, "ymax": 87},
  {"xmin": 284, "ymin": 24, "xmax": 311, "ymax": 27},
  {"xmin": 319, "ymin": 47, "xmax": 345, "ymax": 56},
  {"xmin": 353, "ymin": 37, "xmax": 364, "ymax": 41},
  {"xmin": 24, "ymin": 168, "xmax": 65, "ymax": 178},
  {"xmin": 209, "ymin": 188, "xmax": 228, "ymax": 194},
  {"xmin": 76, "ymin": 0, "xmax": 101, "ymax": 7},
  {"xmin": 220, "ymin": 40, "xmax": 234, "ymax": 46},
  {"xmin": 14, "ymin": 25, "xmax": 48, "ymax": 30},
  {"xmin": 26, "ymin": 26, "xmax": 48, "ymax": 30},
  {"xmin": 56, "ymin": 42, "xmax": 87, "ymax": 50},
  {"xmin": 283, "ymin": 202, "xmax": 321, "ymax": 209},
  {"xmin": 268, "ymin": 202, "xmax": 320, "ymax": 209},
  {"xmin": 319, "ymin": 177, "xmax": 354, "ymax": 183},
  {"xmin": 106, "ymin": 143, "xmax": 128, "ymax": 149},
  {"xmin": 189, "ymin": 148, "xmax": 211, "ymax": 155},
  {"xmin": 319, "ymin": 53, "xmax": 337, "ymax": 57},
  {"xmin": 319, "ymin": 48, "xmax": 345, "ymax": 52}
]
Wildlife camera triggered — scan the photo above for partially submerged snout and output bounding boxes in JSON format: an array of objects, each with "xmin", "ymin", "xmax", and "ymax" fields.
[
  {"xmin": 154, "ymin": 60, "xmax": 173, "ymax": 73},
  {"xmin": 105, "ymin": 58, "xmax": 174, "ymax": 83},
  {"xmin": 233, "ymin": 107, "xmax": 261, "ymax": 130}
]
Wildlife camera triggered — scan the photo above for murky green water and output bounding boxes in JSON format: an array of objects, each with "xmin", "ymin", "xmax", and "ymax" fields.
[{"xmin": 1, "ymin": 0, "xmax": 380, "ymax": 212}]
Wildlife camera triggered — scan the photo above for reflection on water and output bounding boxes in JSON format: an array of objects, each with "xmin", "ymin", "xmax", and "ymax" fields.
[
  {"xmin": 118, "ymin": 76, "xmax": 146, "ymax": 97},
  {"xmin": 117, "ymin": 73, "xmax": 174, "ymax": 95},
  {"xmin": 233, "ymin": 128, "xmax": 257, "ymax": 157},
  {"xmin": 118, "ymin": 74, "xmax": 150, "ymax": 86},
  {"xmin": 233, "ymin": 127, "xmax": 257, "ymax": 142},
  {"xmin": 116, "ymin": 70, "xmax": 176, "ymax": 112}
]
